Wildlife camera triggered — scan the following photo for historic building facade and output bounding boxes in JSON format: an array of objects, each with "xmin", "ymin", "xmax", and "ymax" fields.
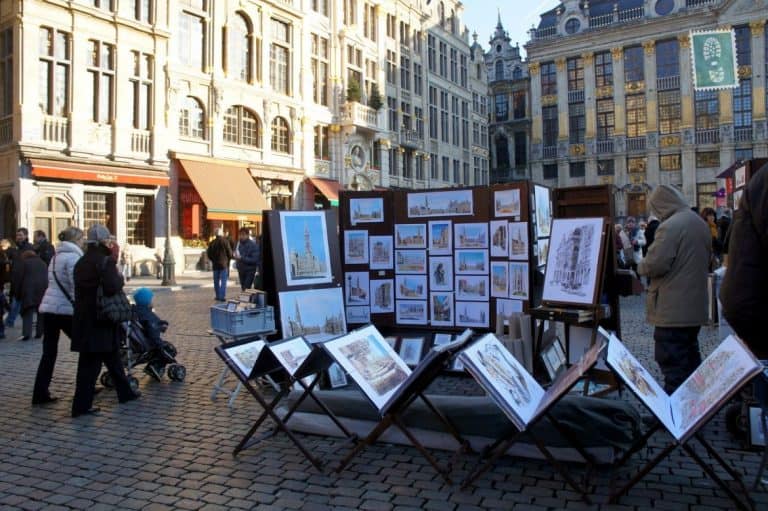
[
  {"xmin": 526, "ymin": 0, "xmax": 767, "ymax": 217},
  {"xmin": 485, "ymin": 17, "xmax": 531, "ymax": 184}
]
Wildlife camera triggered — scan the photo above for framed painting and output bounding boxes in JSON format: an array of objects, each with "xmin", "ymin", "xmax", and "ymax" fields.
[
  {"xmin": 344, "ymin": 230, "xmax": 369, "ymax": 265},
  {"xmin": 398, "ymin": 337, "xmax": 425, "ymax": 366},
  {"xmin": 327, "ymin": 362, "xmax": 349, "ymax": 388},
  {"xmin": 455, "ymin": 249, "xmax": 489, "ymax": 275},
  {"xmin": 395, "ymin": 274, "xmax": 428, "ymax": 300},
  {"xmin": 734, "ymin": 166, "xmax": 746, "ymax": 189},
  {"xmin": 395, "ymin": 223, "xmax": 427, "ymax": 249},
  {"xmin": 430, "ymin": 292, "xmax": 454, "ymax": 326},
  {"xmin": 496, "ymin": 298, "xmax": 523, "ymax": 319},
  {"xmin": 454, "ymin": 222, "xmax": 488, "ymax": 249},
  {"xmin": 542, "ymin": 218, "xmax": 606, "ymax": 306},
  {"xmin": 429, "ymin": 256, "xmax": 453, "ymax": 291},
  {"xmin": 494, "ymin": 188, "xmax": 521, "ymax": 217},
  {"xmin": 455, "ymin": 301, "xmax": 489, "ymax": 328},
  {"xmin": 350, "ymin": 197, "xmax": 384, "ymax": 224},
  {"xmin": 534, "ymin": 185, "xmax": 552, "ymax": 239},
  {"xmin": 537, "ymin": 238, "xmax": 550, "ymax": 267},
  {"xmin": 370, "ymin": 279, "xmax": 394, "ymax": 313},
  {"xmin": 509, "ymin": 262, "xmax": 530, "ymax": 300},
  {"xmin": 508, "ymin": 222, "xmax": 529, "ymax": 261},
  {"xmin": 280, "ymin": 211, "xmax": 333, "ymax": 287},
  {"xmin": 455, "ymin": 275, "xmax": 489, "ymax": 301},
  {"xmin": 270, "ymin": 336, "xmax": 311, "ymax": 376},
  {"xmin": 428, "ymin": 220, "xmax": 453, "ymax": 255},
  {"xmin": 489, "ymin": 220, "xmax": 509, "ymax": 258},
  {"xmin": 221, "ymin": 338, "xmax": 266, "ymax": 379},
  {"xmin": 345, "ymin": 271, "xmax": 370, "ymax": 305},
  {"xmin": 346, "ymin": 306, "xmax": 371, "ymax": 324},
  {"xmin": 395, "ymin": 249, "xmax": 427, "ymax": 274},
  {"xmin": 407, "ymin": 189, "xmax": 473, "ymax": 218},
  {"xmin": 279, "ymin": 287, "xmax": 347, "ymax": 343},
  {"xmin": 369, "ymin": 235, "xmax": 394, "ymax": 270},
  {"xmin": 396, "ymin": 300, "xmax": 428, "ymax": 325},
  {"xmin": 433, "ymin": 333, "xmax": 452, "ymax": 347},
  {"xmin": 490, "ymin": 261, "xmax": 509, "ymax": 298}
]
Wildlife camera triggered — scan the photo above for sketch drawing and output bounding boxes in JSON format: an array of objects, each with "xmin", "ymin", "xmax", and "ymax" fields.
[
  {"xmin": 543, "ymin": 218, "xmax": 604, "ymax": 305},
  {"xmin": 344, "ymin": 230, "xmax": 369, "ymax": 265},
  {"xmin": 407, "ymin": 189, "xmax": 473, "ymax": 218},
  {"xmin": 429, "ymin": 220, "xmax": 453, "ymax": 254},
  {"xmin": 346, "ymin": 306, "xmax": 371, "ymax": 324},
  {"xmin": 430, "ymin": 292, "xmax": 453, "ymax": 326},
  {"xmin": 369, "ymin": 235, "xmax": 393, "ymax": 270},
  {"xmin": 508, "ymin": 222, "xmax": 529, "ymax": 261},
  {"xmin": 509, "ymin": 262, "xmax": 529, "ymax": 300},
  {"xmin": 350, "ymin": 197, "xmax": 384, "ymax": 223},
  {"xmin": 370, "ymin": 279, "xmax": 394, "ymax": 313},
  {"xmin": 395, "ymin": 223, "xmax": 427, "ymax": 248},
  {"xmin": 280, "ymin": 211, "xmax": 332, "ymax": 286},
  {"xmin": 534, "ymin": 185, "xmax": 552, "ymax": 238},
  {"xmin": 455, "ymin": 222, "xmax": 488, "ymax": 249},
  {"xmin": 494, "ymin": 189, "xmax": 521, "ymax": 217},
  {"xmin": 490, "ymin": 220, "xmax": 509, "ymax": 258},
  {"xmin": 279, "ymin": 288, "xmax": 347, "ymax": 343},
  {"xmin": 429, "ymin": 256, "xmax": 453, "ymax": 291}
]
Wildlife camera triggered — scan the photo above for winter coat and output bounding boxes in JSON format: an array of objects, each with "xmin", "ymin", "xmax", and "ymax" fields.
[
  {"xmin": 11, "ymin": 250, "xmax": 49, "ymax": 312},
  {"xmin": 71, "ymin": 244, "xmax": 124, "ymax": 353},
  {"xmin": 637, "ymin": 185, "xmax": 711, "ymax": 328},
  {"xmin": 206, "ymin": 236, "xmax": 233, "ymax": 270},
  {"xmin": 134, "ymin": 304, "xmax": 167, "ymax": 349},
  {"xmin": 720, "ymin": 163, "xmax": 768, "ymax": 358},
  {"xmin": 643, "ymin": 219, "xmax": 660, "ymax": 256},
  {"xmin": 7, "ymin": 240, "xmax": 32, "ymax": 296},
  {"xmin": 38, "ymin": 241, "xmax": 83, "ymax": 316},
  {"xmin": 235, "ymin": 237, "xmax": 261, "ymax": 273},
  {"xmin": 0, "ymin": 248, "xmax": 10, "ymax": 287},
  {"xmin": 34, "ymin": 239, "xmax": 56, "ymax": 266},
  {"xmin": 627, "ymin": 227, "xmax": 646, "ymax": 264}
]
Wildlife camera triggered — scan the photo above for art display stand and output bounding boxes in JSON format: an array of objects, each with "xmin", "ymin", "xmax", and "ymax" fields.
[
  {"xmin": 327, "ymin": 327, "xmax": 475, "ymax": 483},
  {"xmin": 602, "ymin": 330, "xmax": 762, "ymax": 510},
  {"xmin": 457, "ymin": 333, "xmax": 607, "ymax": 503}
]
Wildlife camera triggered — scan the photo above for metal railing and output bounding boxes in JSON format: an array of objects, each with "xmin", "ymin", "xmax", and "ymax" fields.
[
  {"xmin": 695, "ymin": 129, "xmax": 720, "ymax": 145},
  {"xmin": 657, "ymin": 75, "xmax": 680, "ymax": 91},
  {"xmin": 42, "ymin": 115, "xmax": 69, "ymax": 145},
  {"xmin": 686, "ymin": 0, "xmax": 719, "ymax": 7},
  {"xmin": 734, "ymin": 126, "xmax": 753, "ymax": 142},
  {"xmin": 533, "ymin": 26, "xmax": 557, "ymax": 40},
  {"xmin": 626, "ymin": 136, "xmax": 646, "ymax": 152}
]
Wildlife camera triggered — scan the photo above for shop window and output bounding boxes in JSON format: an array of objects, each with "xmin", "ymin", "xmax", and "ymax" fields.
[
  {"xmin": 126, "ymin": 194, "xmax": 152, "ymax": 247},
  {"xmin": 34, "ymin": 195, "xmax": 72, "ymax": 242},
  {"xmin": 83, "ymin": 192, "xmax": 115, "ymax": 233}
]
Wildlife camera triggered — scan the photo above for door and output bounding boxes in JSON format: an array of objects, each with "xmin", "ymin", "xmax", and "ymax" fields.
[{"xmin": 627, "ymin": 193, "xmax": 647, "ymax": 218}]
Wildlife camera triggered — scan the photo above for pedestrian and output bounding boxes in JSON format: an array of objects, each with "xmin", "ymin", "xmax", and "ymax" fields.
[
  {"xmin": 206, "ymin": 228, "xmax": 233, "ymax": 301},
  {"xmin": 643, "ymin": 215, "xmax": 660, "ymax": 256},
  {"xmin": 32, "ymin": 227, "xmax": 84, "ymax": 405},
  {"xmin": 71, "ymin": 224, "xmax": 140, "ymax": 418},
  {"xmin": 119, "ymin": 244, "xmax": 132, "ymax": 282},
  {"xmin": 637, "ymin": 185, "xmax": 711, "ymax": 393},
  {"xmin": 5, "ymin": 228, "xmax": 33, "ymax": 328},
  {"xmin": 33, "ymin": 230, "xmax": 56, "ymax": 266},
  {"xmin": 11, "ymin": 249, "xmax": 48, "ymax": 341},
  {"xmin": 700, "ymin": 207, "xmax": 721, "ymax": 269},
  {"xmin": 614, "ymin": 223, "xmax": 631, "ymax": 269},
  {"xmin": 234, "ymin": 227, "xmax": 261, "ymax": 291},
  {"xmin": 624, "ymin": 216, "xmax": 646, "ymax": 269},
  {"xmin": 717, "ymin": 210, "xmax": 732, "ymax": 265}
]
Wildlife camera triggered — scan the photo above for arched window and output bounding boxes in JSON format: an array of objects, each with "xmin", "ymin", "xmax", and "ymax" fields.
[
  {"xmin": 513, "ymin": 66, "xmax": 522, "ymax": 80},
  {"xmin": 495, "ymin": 61, "xmax": 504, "ymax": 80},
  {"xmin": 495, "ymin": 136, "xmax": 510, "ymax": 168},
  {"xmin": 178, "ymin": 96, "xmax": 205, "ymax": 139},
  {"xmin": 223, "ymin": 105, "xmax": 261, "ymax": 147},
  {"xmin": 438, "ymin": 2, "xmax": 445, "ymax": 26},
  {"xmin": 229, "ymin": 13, "xmax": 251, "ymax": 82},
  {"xmin": 34, "ymin": 195, "xmax": 72, "ymax": 242},
  {"xmin": 271, "ymin": 116, "xmax": 291, "ymax": 154}
]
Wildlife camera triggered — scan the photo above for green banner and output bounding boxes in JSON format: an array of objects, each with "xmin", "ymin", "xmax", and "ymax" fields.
[{"xmin": 691, "ymin": 30, "xmax": 739, "ymax": 90}]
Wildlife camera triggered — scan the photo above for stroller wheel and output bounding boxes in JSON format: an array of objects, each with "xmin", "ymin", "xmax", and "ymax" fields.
[
  {"xmin": 167, "ymin": 364, "xmax": 186, "ymax": 382},
  {"xmin": 128, "ymin": 376, "xmax": 140, "ymax": 394},
  {"xmin": 100, "ymin": 372, "xmax": 114, "ymax": 388}
]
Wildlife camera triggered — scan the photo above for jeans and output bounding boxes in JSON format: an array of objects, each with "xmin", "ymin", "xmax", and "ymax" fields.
[
  {"xmin": 238, "ymin": 270, "xmax": 256, "ymax": 291},
  {"xmin": 213, "ymin": 268, "xmax": 229, "ymax": 301},
  {"xmin": 5, "ymin": 298, "xmax": 19, "ymax": 326},
  {"xmin": 22, "ymin": 309, "xmax": 43, "ymax": 339},
  {"xmin": 654, "ymin": 326, "xmax": 702, "ymax": 394},
  {"xmin": 33, "ymin": 313, "xmax": 72, "ymax": 401}
]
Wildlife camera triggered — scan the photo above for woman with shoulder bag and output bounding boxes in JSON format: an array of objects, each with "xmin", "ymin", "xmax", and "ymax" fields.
[
  {"xmin": 70, "ymin": 224, "xmax": 139, "ymax": 418},
  {"xmin": 32, "ymin": 227, "xmax": 84, "ymax": 405}
]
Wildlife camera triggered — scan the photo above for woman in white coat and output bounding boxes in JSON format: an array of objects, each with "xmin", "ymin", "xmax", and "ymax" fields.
[{"xmin": 32, "ymin": 227, "xmax": 84, "ymax": 405}]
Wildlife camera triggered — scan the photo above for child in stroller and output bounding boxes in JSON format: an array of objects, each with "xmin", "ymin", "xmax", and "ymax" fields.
[{"xmin": 130, "ymin": 288, "xmax": 186, "ymax": 382}]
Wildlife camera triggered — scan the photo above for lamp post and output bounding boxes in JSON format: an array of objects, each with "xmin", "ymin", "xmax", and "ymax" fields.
[{"xmin": 161, "ymin": 190, "xmax": 176, "ymax": 286}]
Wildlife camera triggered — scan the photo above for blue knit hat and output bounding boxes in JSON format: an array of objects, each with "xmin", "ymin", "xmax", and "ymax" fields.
[{"xmin": 133, "ymin": 287, "xmax": 153, "ymax": 306}]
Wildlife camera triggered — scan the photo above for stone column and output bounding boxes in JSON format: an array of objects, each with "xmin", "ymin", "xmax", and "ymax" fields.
[
  {"xmin": 529, "ymin": 62, "xmax": 543, "ymax": 161},
  {"xmin": 612, "ymin": 46, "xmax": 626, "ymax": 139},
  {"xmin": 555, "ymin": 57, "xmax": 569, "ymax": 157},
  {"xmin": 678, "ymin": 34, "xmax": 696, "ymax": 204},
  {"xmin": 751, "ymin": 21, "xmax": 767, "ymax": 157},
  {"xmin": 643, "ymin": 40, "xmax": 660, "ymax": 187},
  {"xmin": 583, "ymin": 52, "xmax": 596, "ymax": 141}
]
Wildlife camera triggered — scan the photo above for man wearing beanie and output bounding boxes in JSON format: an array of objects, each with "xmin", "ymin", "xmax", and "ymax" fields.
[
  {"xmin": 637, "ymin": 185, "xmax": 711, "ymax": 393},
  {"xmin": 206, "ymin": 228, "xmax": 233, "ymax": 301}
]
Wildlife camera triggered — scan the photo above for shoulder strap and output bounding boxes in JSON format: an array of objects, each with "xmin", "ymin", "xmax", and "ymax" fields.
[{"xmin": 52, "ymin": 256, "xmax": 74, "ymax": 305}]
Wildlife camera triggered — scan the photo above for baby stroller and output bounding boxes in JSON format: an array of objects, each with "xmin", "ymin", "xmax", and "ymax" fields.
[{"xmin": 99, "ymin": 312, "xmax": 187, "ymax": 391}]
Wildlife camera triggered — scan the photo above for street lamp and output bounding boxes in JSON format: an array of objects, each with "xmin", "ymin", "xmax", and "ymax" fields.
[{"xmin": 161, "ymin": 190, "xmax": 176, "ymax": 286}]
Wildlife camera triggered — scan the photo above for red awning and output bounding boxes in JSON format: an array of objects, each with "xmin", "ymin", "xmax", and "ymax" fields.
[
  {"xmin": 29, "ymin": 158, "xmax": 169, "ymax": 186},
  {"xmin": 309, "ymin": 178, "xmax": 341, "ymax": 203}
]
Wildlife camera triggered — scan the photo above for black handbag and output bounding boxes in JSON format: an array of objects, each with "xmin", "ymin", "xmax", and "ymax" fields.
[{"xmin": 96, "ymin": 258, "xmax": 132, "ymax": 323}]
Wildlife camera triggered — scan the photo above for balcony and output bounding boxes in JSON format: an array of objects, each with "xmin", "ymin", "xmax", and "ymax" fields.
[
  {"xmin": 589, "ymin": 7, "xmax": 643, "ymax": 28},
  {"xmin": 657, "ymin": 75, "xmax": 680, "ymax": 91},
  {"xmin": 567, "ymin": 89, "xmax": 584, "ymax": 104},
  {"xmin": 695, "ymin": 129, "xmax": 720, "ymax": 145},
  {"xmin": 542, "ymin": 146, "xmax": 557, "ymax": 159},
  {"xmin": 400, "ymin": 129, "xmax": 423, "ymax": 148},
  {"xmin": 0, "ymin": 116, "xmax": 11, "ymax": 146},
  {"xmin": 532, "ymin": 26, "xmax": 557, "ymax": 40},
  {"xmin": 340, "ymin": 102, "xmax": 379, "ymax": 131},
  {"xmin": 314, "ymin": 158, "xmax": 331, "ymax": 178},
  {"xmin": 42, "ymin": 115, "xmax": 69, "ymax": 146},
  {"xmin": 131, "ymin": 129, "xmax": 151, "ymax": 154},
  {"xmin": 685, "ymin": 0, "xmax": 719, "ymax": 7},
  {"xmin": 626, "ymin": 137, "xmax": 646, "ymax": 152},
  {"xmin": 734, "ymin": 127, "xmax": 753, "ymax": 142},
  {"xmin": 596, "ymin": 139, "xmax": 614, "ymax": 154}
]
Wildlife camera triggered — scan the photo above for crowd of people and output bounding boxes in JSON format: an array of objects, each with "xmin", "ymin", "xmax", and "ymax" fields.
[{"xmin": 206, "ymin": 227, "xmax": 262, "ymax": 302}]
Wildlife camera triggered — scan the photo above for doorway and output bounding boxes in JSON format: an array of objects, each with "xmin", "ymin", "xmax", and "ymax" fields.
[{"xmin": 627, "ymin": 193, "xmax": 647, "ymax": 218}]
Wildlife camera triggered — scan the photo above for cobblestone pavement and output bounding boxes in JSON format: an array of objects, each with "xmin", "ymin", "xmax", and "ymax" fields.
[{"xmin": 0, "ymin": 286, "xmax": 766, "ymax": 510}]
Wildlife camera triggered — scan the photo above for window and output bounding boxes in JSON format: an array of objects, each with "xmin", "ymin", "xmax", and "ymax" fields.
[
  {"xmin": 480, "ymin": 125, "xmax": 488, "ymax": 146},
  {"xmin": 400, "ymin": 56, "xmax": 411, "ymax": 90},
  {"xmin": 655, "ymin": 39, "xmax": 679, "ymax": 78},
  {"xmin": 694, "ymin": 90, "xmax": 719, "ymax": 130},
  {"xmin": 514, "ymin": 132, "xmax": 526, "ymax": 167},
  {"xmin": 659, "ymin": 154, "xmax": 681, "ymax": 171},
  {"xmin": 34, "ymin": 195, "xmax": 72, "ymax": 243},
  {"xmin": 473, "ymin": 156, "xmax": 480, "ymax": 184},
  {"xmin": 440, "ymin": 91, "xmax": 449, "ymax": 143},
  {"xmin": 38, "ymin": 27, "xmax": 70, "ymax": 117},
  {"xmin": 269, "ymin": 19, "xmax": 290, "ymax": 95},
  {"xmin": 87, "ymin": 40, "xmax": 114, "ymax": 124},
  {"xmin": 472, "ymin": 122, "xmax": 479, "ymax": 145},
  {"xmin": 439, "ymin": 42, "xmax": 447, "ymax": 77},
  {"xmin": 565, "ymin": 18, "xmax": 580, "ymax": 34},
  {"xmin": 428, "ymin": 86, "xmax": 437, "ymax": 138},
  {"xmin": 451, "ymin": 96, "xmax": 459, "ymax": 146},
  {"xmin": 542, "ymin": 106, "xmax": 558, "ymax": 148},
  {"xmin": 734, "ymin": 25, "xmax": 751, "ymax": 67},
  {"xmin": 271, "ymin": 117, "xmax": 290, "ymax": 154},
  {"xmin": 453, "ymin": 159, "xmax": 460, "ymax": 184},
  {"xmin": 450, "ymin": 48, "xmax": 457, "ymax": 82},
  {"xmin": 427, "ymin": 34, "xmax": 436, "ymax": 72},
  {"xmin": 416, "ymin": 154, "xmax": 425, "ymax": 180},
  {"xmin": 83, "ymin": 192, "xmax": 115, "ymax": 233},
  {"xmin": 596, "ymin": 98, "xmax": 614, "ymax": 140},
  {"xmin": 223, "ymin": 105, "xmax": 261, "ymax": 147},
  {"xmin": 386, "ymin": 14, "xmax": 396, "ymax": 38},
  {"xmin": 735, "ymin": 148, "xmax": 753, "ymax": 161},
  {"xmin": 415, "ymin": 106, "xmax": 424, "ymax": 138},
  {"xmin": 442, "ymin": 156, "xmax": 449, "ymax": 181},
  {"xmin": 129, "ymin": 0, "xmax": 152, "ymax": 22},
  {"xmin": 387, "ymin": 96, "xmax": 397, "ymax": 131},
  {"xmin": 402, "ymin": 150, "xmax": 412, "ymax": 179},
  {"xmin": 597, "ymin": 159, "xmax": 614, "ymax": 175},
  {"xmin": 461, "ymin": 102, "xmax": 469, "ymax": 149},
  {"xmin": 430, "ymin": 154, "xmax": 438, "ymax": 179},
  {"xmin": 460, "ymin": 54, "xmax": 467, "ymax": 87},
  {"xmin": 567, "ymin": 57, "xmax": 583, "ymax": 91},
  {"xmin": 697, "ymin": 183, "xmax": 717, "ymax": 212},
  {"xmin": 496, "ymin": 136, "xmax": 509, "ymax": 168},
  {"xmin": 372, "ymin": 140, "xmax": 381, "ymax": 169},
  {"xmin": 543, "ymin": 164, "xmax": 558, "ymax": 180},
  {"xmin": 388, "ymin": 148, "xmax": 397, "ymax": 176},
  {"xmin": 541, "ymin": 61, "xmax": 556, "ymax": 96},
  {"xmin": 363, "ymin": 4, "xmax": 376, "ymax": 41},
  {"xmin": 513, "ymin": 66, "xmax": 522, "ymax": 80},
  {"xmin": 399, "ymin": 21, "xmax": 410, "ymax": 47},
  {"xmin": 311, "ymin": 34, "xmax": 329, "ymax": 105},
  {"xmin": 513, "ymin": 90, "xmax": 526, "ymax": 119},
  {"xmin": 568, "ymin": 102, "xmax": 585, "ymax": 144},
  {"xmin": 569, "ymin": 161, "xmax": 585, "ymax": 178},
  {"xmin": 696, "ymin": 151, "xmax": 719, "ymax": 168},
  {"xmin": 733, "ymin": 78, "xmax": 752, "ymax": 128},
  {"xmin": 178, "ymin": 11, "xmax": 204, "ymax": 71},
  {"xmin": 130, "ymin": 51, "xmax": 153, "ymax": 130},
  {"xmin": 624, "ymin": 46, "xmax": 644, "ymax": 83},
  {"xmin": 0, "ymin": 28, "xmax": 11, "ymax": 117},
  {"xmin": 658, "ymin": 90, "xmax": 681, "ymax": 134},
  {"xmin": 228, "ymin": 13, "xmax": 252, "ymax": 82},
  {"xmin": 312, "ymin": 0, "xmax": 328, "ymax": 16},
  {"xmin": 413, "ymin": 63, "xmax": 422, "ymax": 96},
  {"xmin": 401, "ymin": 101, "xmax": 411, "ymax": 130},
  {"xmin": 495, "ymin": 93, "xmax": 508, "ymax": 121},
  {"xmin": 627, "ymin": 157, "xmax": 647, "ymax": 173},
  {"xmin": 386, "ymin": 50, "xmax": 397, "ymax": 84},
  {"xmin": 125, "ymin": 194, "xmax": 152, "ymax": 246},
  {"xmin": 463, "ymin": 162, "xmax": 469, "ymax": 185},
  {"xmin": 178, "ymin": 96, "xmax": 205, "ymax": 139},
  {"xmin": 626, "ymin": 94, "xmax": 646, "ymax": 137},
  {"xmin": 343, "ymin": 0, "xmax": 357, "ymax": 25},
  {"xmin": 90, "ymin": 0, "xmax": 114, "ymax": 11},
  {"xmin": 595, "ymin": 51, "xmax": 613, "ymax": 87}
]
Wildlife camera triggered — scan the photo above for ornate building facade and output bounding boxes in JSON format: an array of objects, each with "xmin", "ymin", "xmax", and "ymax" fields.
[{"xmin": 526, "ymin": 0, "xmax": 767, "ymax": 217}]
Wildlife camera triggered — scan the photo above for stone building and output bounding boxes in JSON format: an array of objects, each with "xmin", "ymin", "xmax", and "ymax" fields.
[{"xmin": 526, "ymin": 0, "xmax": 767, "ymax": 217}]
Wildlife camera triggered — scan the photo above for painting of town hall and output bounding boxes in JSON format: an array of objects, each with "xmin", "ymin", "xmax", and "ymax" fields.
[
  {"xmin": 280, "ymin": 211, "xmax": 333, "ymax": 287},
  {"xmin": 542, "ymin": 218, "xmax": 605, "ymax": 306},
  {"xmin": 279, "ymin": 287, "xmax": 347, "ymax": 343}
]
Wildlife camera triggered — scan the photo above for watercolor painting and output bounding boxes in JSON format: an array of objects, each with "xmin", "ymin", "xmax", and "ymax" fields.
[
  {"xmin": 396, "ymin": 300, "xmax": 428, "ymax": 325},
  {"xmin": 494, "ymin": 188, "xmax": 521, "ymax": 217},
  {"xmin": 407, "ymin": 189, "xmax": 473, "ymax": 218},
  {"xmin": 429, "ymin": 256, "xmax": 453, "ymax": 291},
  {"xmin": 279, "ymin": 287, "xmax": 347, "ymax": 343},
  {"xmin": 508, "ymin": 222, "xmax": 529, "ymax": 261},
  {"xmin": 369, "ymin": 235, "xmax": 394, "ymax": 270},
  {"xmin": 345, "ymin": 271, "xmax": 370, "ymax": 305},
  {"xmin": 350, "ymin": 197, "xmax": 384, "ymax": 224},
  {"xmin": 455, "ymin": 249, "xmax": 489, "ymax": 275},
  {"xmin": 490, "ymin": 261, "xmax": 509, "ymax": 298},
  {"xmin": 344, "ymin": 230, "xmax": 369, "ymax": 265},
  {"xmin": 455, "ymin": 222, "xmax": 488, "ymax": 249},
  {"xmin": 396, "ymin": 274, "xmax": 428, "ymax": 300},
  {"xmin": 370, "ymin": 279, "xmax": 394, "ymax": 314},
  {"xmin": 509, "ymin": 262, "xmax": 529, "ymax": 300},
  {"xmin": 430, "ymin": 292, "xmax": 454, "ymax": 326},
  {"xmin": 395, "ymin": 223, "xmax": 427, "ymax": 249},
  {"xmin": 455, "ymin": 275, "xmax": 489, "ymax": 301},
  {"xmin": 280, "ymin": 211, "xmax": 332, "ymax": 287},
  {"xmin": 395, "ymin": 250, "xmax": 427, "ymax": 274},
  {"xmin": 428, "ymin": 220, "xmax": 453, "ymax": 255},
  {"xmin": 490, "ymin": 220, "xmax": 508, "ymax": 258}
]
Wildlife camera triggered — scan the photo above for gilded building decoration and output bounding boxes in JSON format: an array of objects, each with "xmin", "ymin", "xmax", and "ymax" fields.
[
  {"xmin": 329, "ymin": 124, "xmax": 341, "ymax": 133},
  {"xmin": 596, "ymin": 85, "xmax": 614, "ymax": 98},
  {"xmin": 581, "ymin": 52, "xmax": 593, "ymax": 65},
  {"xmin": 738, "ymin": 65, "xmax": 752, "ymax": 79},
  {"xmin": 570, "ymin": 144, "xmax": 586, "ymax": 156},
  {"xmin": 643, "ymin": 40, "xmax": 655, "ymax": 55},
  {"xmin": 629, "ymin": 173, "xmax": 646, "ymax": 185},
  {"xmin": 529, "ymin": 62, "xmax": 540, "ymax": 75},
  {"xmin": 541, "ymin": 94, "xmax": 558, "ymax": 106},
  {"xmin": 599, "ymin": 175, "xmax": 614, "ymax": 185},
  {"xmin": 625, "ymin": 81, "xmax": 645, "ymax": 93},
  {"xmin": 660, "ymin": 134, "xmax": 680, "ymax": 147},
  {"xmin": 750, "ymin": 21, "xmax": 766, "ymax": 37},
  {"xmin": 611, "ymin": 47, "xmax": 623, "ymax": 61},
  {"xmin": 556, "ymin": 58, "xmax": 566, "ymax": 71},
  {"xmin": 677, "ymin": 34, "xmax": 690, "ymax": 49}
]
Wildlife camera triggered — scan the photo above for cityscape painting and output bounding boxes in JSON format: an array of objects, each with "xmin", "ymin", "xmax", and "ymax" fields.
[
  {"xmin": 369, "ymin": 235, "xmax": 394, "ymax": 270},
  {"xmin": 280, "ymin": 211, "xmax": 332, "ymax": 287},
  {"xmin": 494, "ymin": 188, "xmax": 521, "ymax": 217},
  {"xmin": 279, "ymin": 287, "xmax": 347, "ymax": 343},
  {"xmin": 407, "ymin": 189, "xmax": 473, "ymax": 218},
  {"xmin": 370, "ymin": 279, "xmax": 394, "ymax": 314},
  {"xmin": 543, "ymin": 218, "xmax": 604, "ymax": 305},
  {"xmin": 349, "ymin": 197, "xmax": 384, "ymax": 224}
]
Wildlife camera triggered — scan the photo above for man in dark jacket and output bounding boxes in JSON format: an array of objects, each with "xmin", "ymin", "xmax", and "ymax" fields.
[
  {"xmin": 234, "ymin": 228, "xmax": 261, "ymax": 291},
  {"xmin": 5, "ymin": 228, "xmax": 33, "ymax": 328},
  {"xmin": 637, "ymin": 185, "xmax": 711, "ymax": 393},
  {"xmin": 33, "ymin": 230, "xmax": 56, "ymax": 266},
  {"xmin": 642, "ymin": 216, "xmax": 660, "ymax": 256},
  {"xmin": 206, "ymin": 228, "xmax": 233, "ymax": 301},
  {"xmin": 11, "ymin": 250, "xmax": 48, "ymax": 340}
]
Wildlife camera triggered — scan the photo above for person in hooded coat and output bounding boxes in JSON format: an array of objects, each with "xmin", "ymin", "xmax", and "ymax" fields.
[{"xmin": 637, "ymin": 185, "xmax": 711, "ymax": 393}]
